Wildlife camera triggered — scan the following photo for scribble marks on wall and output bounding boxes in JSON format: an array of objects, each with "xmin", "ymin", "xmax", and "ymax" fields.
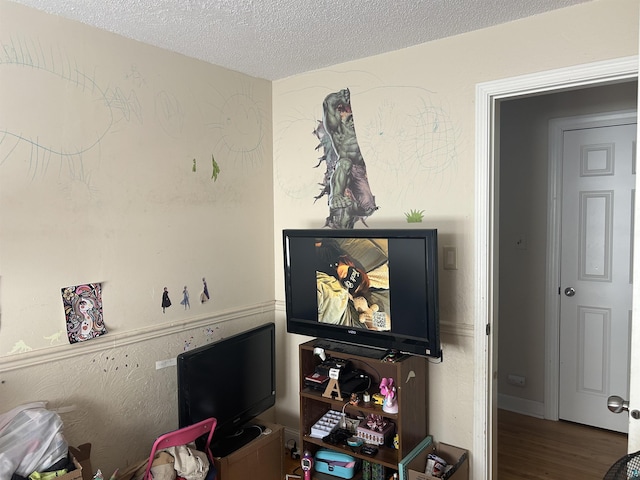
[
  {"xmin": 0, "ymin": 36, "xmax": 114, "ymax": 178},
  {"xmin": 360, "ymin": 88, "xmax": 459, "ymax": 202},
  {"xmin": 275, "ymin": 84, "xmax": 459, "ymax": 207},
  {"xmin": 109, "ymin": 87, "xmax": 143, "ymax": 124},
  {"xmin": 156, "ymin": 91, "xmax": 184, "ymax": 137},
  {"xmin": 204, "ymin": 82, "xmax": 267, "ymax": 171}
]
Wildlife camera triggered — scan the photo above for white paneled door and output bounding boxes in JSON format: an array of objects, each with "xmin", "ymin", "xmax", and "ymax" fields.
[{"xmin": 559, "ymin": 118, "xmax": 637, "ymax": 433}]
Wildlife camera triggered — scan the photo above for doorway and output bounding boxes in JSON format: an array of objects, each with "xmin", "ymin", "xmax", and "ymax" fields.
[
  {"xmin": 497, "ymin": 86, "xmax": 637, "ymax": 430},
  {"xmin": 473, "ymin": 56, "xmax": 640, "ymax": 480}
]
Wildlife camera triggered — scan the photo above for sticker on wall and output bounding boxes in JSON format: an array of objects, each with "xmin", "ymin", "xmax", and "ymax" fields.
[
  {"xmin": 9, "ymin": 340, "xmax": 32, "ymax": 354},
  {"xmin": 44, "ymin": 330, "xmax": 66, "ymax": 344},
  {"xmin": 314, "ymin": 88, "xmax": 378, "ymax": 229},
  {"xmin": 162, "ymin": 286, "xmax": 172, "ymax": 313},
  {"xmin": 405, "ymin": 209, "xmax": 425, "ymax": 223},
  {"xmin": 180, "ymin": 285, "xmax": 191, "ymax": 309},
  {"xmin": 62, "ymin": 283, "xmax": 107, "ymax": 344},
  {"xmin": 190, "ymin": 154, "xmax": 220, "ymax": 181},
  {"xmin": 200, "ymin": 277, "xmax": 210, "ymax": 303},
  {"xmin": 211, "ymin": 154, "xmax": 220, "ymax": 181}
]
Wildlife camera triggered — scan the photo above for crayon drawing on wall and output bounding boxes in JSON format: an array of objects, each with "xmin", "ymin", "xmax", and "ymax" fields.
[{"xmin": 275, "ymin": 80, "xmax": 459, "ymax": 227}]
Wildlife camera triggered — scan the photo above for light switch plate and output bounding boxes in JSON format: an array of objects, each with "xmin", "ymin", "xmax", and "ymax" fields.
[{"xmin": 443, "ymin": 246, "xmax": 457, "ymax": 270}]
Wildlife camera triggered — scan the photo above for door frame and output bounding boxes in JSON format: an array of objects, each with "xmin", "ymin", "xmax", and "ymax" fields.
[
  {"xmin": 474, "ymin": 56, "xmax": 638, "ymax": 480},
  {"xmin": 545, "ymin": 110, "xmax": 637, "ymax": 424}
]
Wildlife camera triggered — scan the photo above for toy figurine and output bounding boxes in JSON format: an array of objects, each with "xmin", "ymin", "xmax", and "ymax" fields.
[
  {"xmin": 379, "ymin": 377, "xmax": 398, "ymax": 414},
  {"xmin": 349, "ymin": 392, "xmax": 360, "ymax": 405},
  {"xmin": 301, "ymin": 451, "xmax": 314, "ymax": 480}
]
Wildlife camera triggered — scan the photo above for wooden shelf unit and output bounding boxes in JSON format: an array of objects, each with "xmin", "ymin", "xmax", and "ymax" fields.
[{"xmin": 298, "ymin": 339, "xmax": 428, "ymax": 478}]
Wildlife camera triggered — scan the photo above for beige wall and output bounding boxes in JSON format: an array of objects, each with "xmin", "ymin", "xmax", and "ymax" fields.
[
  {"xmin": 0, "ymin": 1, "xmax": 274, "ymax": 355},
  {"xmin": 0, "ymin": 0, "xmax": 275, "ymax": 474},
  {"xmin": 272, "ymin": 1, "xmax": 639, "ymax": 477},
  {"xmin": 0, "ymin": 0, "xmax": 638, "ymax": 477}
]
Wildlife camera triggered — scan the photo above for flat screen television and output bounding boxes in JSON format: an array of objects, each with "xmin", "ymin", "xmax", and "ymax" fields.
[
  {"xmin": 283, "ymin": 229, "xmax": 441, "ymax": 359},
  {"xmin": 177, "ymin": 322, "xmax": 276, "ymax": 457}
]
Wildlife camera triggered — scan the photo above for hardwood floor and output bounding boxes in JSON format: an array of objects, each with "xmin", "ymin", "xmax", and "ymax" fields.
[{"xmin": 498, "ymin": 409, "xmax": 627, "ymax": 479}]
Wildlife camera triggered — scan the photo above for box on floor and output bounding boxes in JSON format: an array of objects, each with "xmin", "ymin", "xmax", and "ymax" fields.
[
  {"xmin": 400, "ymin": 437, "xmax": 468, "ymax": 480},
  {"xmin": 70, "ymin": 444, "xmax": 93, "ymax": 480},
  {"xmin": 54, "ymin": 444, "xmax": 93, "ymax": 480},
  {"xmin": 50, "ymin": 455, "xmax": 82, "ymax": 480}
]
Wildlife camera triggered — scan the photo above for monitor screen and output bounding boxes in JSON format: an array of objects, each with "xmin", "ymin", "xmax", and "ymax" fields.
[
  {"xmin": 177, "ymin": 322, "xmax": 276, "ymax": 456},
  {"xmin": 283, "ymin": 229, "xmax": 441, "ymax": 358}
]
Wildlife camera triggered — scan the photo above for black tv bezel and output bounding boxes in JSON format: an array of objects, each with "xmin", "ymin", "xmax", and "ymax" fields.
[
  {"xmin": 283, "ymin": 229, "xmax": 441, "ymax": 358},
  {"xmin": 176, "ymin": 322, "xmax": 276, "ymax": 439}
]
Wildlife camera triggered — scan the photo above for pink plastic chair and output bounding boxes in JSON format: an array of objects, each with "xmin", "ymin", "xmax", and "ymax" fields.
[{"xmin": 143, "ymin": 417, "xmax": 217, "ymax": 480}]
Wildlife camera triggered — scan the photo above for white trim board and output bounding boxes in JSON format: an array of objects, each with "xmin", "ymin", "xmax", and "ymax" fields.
[{"xmin": 0, "ymin": 301, "xmax": 275, "ymax": 373}]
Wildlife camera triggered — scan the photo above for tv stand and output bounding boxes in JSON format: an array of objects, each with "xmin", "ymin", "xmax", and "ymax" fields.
[
  {"xmin": 212, "ymin": 420, "xmax": 283, "ymax": 480},
  {"xmin": 211, "ymin": 424, "xmax": 263, "ymax": 458},
  {"xmin": 299, "ymin": 339, "xmax": 428, "ymax": 478}
]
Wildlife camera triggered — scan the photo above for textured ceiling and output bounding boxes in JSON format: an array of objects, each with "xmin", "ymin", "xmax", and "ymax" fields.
[{"xmin": 9, "ymin": 0, "xmax": 593, "ymax": 80}]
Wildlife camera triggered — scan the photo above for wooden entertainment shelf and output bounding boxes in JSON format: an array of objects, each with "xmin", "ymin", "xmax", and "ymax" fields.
[{"xmin": 299, "ymin": 339, "xmax": 428, "ymax": 479}]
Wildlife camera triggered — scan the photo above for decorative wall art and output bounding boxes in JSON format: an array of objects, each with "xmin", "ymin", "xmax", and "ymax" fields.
[
  {"xmin": 161, "ymin": 286, "xmax": 171, "ymax": 313},
  {"xmin": 180, "ymin": 285, "xmax": 190, "ymax": 309},
  {"xmin": 314, "ymin": 88, "xmax": 378, "ymax": 229},
  {"xmin": 61, "ymin": 283, "xmax": 106, "ymax": 343},
  {"xmin": 200, "ymin": 277, "xmax": 210, "ymax": 303}
]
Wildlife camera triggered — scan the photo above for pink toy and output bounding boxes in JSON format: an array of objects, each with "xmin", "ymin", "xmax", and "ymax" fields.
[{"xmin": 379, "ymin": 378, "xmax": 398, "ymax": 414}]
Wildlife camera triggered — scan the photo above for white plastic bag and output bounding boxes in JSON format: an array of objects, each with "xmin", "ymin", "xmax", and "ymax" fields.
[{"xmin": 0, "ymin": 403, "xmax": 68, "ymax": 478}]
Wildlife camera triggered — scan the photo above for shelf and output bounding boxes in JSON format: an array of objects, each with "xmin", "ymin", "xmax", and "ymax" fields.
[
  {"xmin": 299, "ymin": 339, "xmax": 427, "ymax": 476},
  {"xmin": 300, "ymin": 388, "xmax": 399, "ymax": 421},
  {"xmin": 303, "ymin": 434, "xmax": 399, "ymax": 469},
  {"xmin": 311, "ymin": 471, "xmax": 363, "ymax": 480}
]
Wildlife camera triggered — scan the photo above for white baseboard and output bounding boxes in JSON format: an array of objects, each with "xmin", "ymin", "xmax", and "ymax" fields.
[{"xmin": 497, "ymin": 393, "xmax": 545, "ymax": 418}]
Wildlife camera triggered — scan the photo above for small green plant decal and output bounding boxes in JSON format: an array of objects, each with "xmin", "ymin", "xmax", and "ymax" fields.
[
  {"xmin": 190, "ymin": 155, "xmax": 220, "ymax": 181},
  {"xmin": 405, "ymin": 209, "xmax": 425, "ymax": 223},
  {"xmin": 211, "ymin": 154, "xmax": 220, "ymax": 181}
]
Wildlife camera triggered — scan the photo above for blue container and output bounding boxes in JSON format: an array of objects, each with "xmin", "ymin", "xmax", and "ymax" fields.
[{"xmin": 314, "ymin": 449, "xmax": 360, "ymax": 479}]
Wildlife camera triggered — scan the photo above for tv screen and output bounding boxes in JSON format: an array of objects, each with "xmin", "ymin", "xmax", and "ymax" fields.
[
  {"xmin": 283, "ymin": 229, "xmax": 441, "ymax": 358},
  {"xmin": 177, "ymin": 322, "xmax": 276, "ymax": 457}
]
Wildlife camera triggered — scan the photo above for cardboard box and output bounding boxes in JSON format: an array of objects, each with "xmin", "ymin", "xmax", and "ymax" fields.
[
  {"xmin": 399, "ymin": 437, "xmax": 468, "ymax": 480},
  {"xmin": 69, "ymin": 444, "xmax": 93, "ymax": 480},
  {"xmin": 54, "ymin": 452, "xmax": 83, "ymax": 480}
]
